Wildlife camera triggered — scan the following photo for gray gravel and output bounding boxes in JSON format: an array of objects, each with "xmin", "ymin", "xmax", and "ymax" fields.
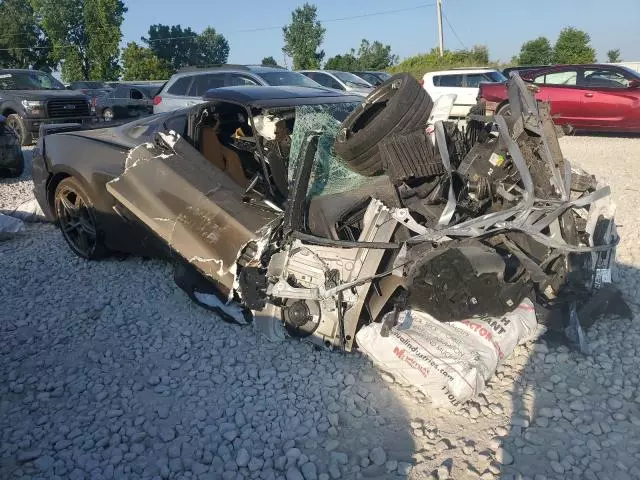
[{"xmin": 2, "ymin": 135, "xmax": 640, "ymax": 479}]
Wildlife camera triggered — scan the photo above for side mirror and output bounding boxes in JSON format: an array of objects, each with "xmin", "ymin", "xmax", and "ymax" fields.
[{"xmin": 629, "ymin": 79, "xmax": 640, "ymax": 88}]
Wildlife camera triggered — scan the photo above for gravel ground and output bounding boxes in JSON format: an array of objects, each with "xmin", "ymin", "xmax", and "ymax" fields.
[{"xmin": 1, "ymin": 135, "xmax": 640, "ymax": 480}]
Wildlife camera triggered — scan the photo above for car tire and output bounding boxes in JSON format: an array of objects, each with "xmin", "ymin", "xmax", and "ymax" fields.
[
  {"xmin": 54, "ymin": 177, "xmax": 107, "ymax": 260},
  {"xmin": 496, "ymin": 104, "xmax": 511, "ymax": 117},
  {"xmin": 5, "ymin": 148, "xmax": 25, "ymax": 177},
  {"xmin": 102, "ymin": 108, "xmax": 114, "ymax": 122},
  {"xmin": 5, "ymin": 114, "xmax": 33, "ymax": 146},
  {"xmin": 0, "ymin": 125, "xmax": 24, "ymax": 177},
  {"xmin": 334, "ymin": 73, "xmax": 434, "ymax": 176}
]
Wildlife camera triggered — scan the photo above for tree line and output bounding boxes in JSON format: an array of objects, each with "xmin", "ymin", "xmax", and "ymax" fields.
[
  {"xmin": 514, "ymin": 27, "xmax": 621, "ymax": 66},
  {"xmin": 0, "ymin": 1, "xmax": 399, "ymax": 82},
  {"xmin": 0, "ymin": 1, "xmax": 623, "ymax": 83}
]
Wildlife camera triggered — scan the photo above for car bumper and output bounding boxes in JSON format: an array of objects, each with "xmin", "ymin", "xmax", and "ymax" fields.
[{"xmin": 31, "ymin": 141, "xmax": 56, "ymax": 221}]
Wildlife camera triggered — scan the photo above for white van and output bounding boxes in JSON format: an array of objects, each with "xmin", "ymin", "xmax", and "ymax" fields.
[{"xmin": 421, "ymin": 68, "xmax": 506, "ymax": 117}]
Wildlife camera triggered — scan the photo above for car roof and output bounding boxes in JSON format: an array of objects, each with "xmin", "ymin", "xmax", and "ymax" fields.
[
  {"xmin": 425, "ymin": 68, "xmax": 499, "ymax": 76},
  {"xmin": 0, "ymin": 68, "xmax": 45, "ymax": 73},
  {"xmin": 174, "ymin": 64, "xmax": 287, "ymax": 75},
  {"xmin": 202, "ymin": 85, "xmax": 362, "ymax": 108}
]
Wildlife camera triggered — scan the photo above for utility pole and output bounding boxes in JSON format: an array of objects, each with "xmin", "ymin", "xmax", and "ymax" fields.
[{"xmin": 437, "ymin": 0, "xmax": 444, "ymax": 57}]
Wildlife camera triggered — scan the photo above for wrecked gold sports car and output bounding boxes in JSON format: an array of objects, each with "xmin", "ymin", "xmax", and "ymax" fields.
[{"xmin": 32, "ymin": 74, "xmax": 624, "ymax": 352}]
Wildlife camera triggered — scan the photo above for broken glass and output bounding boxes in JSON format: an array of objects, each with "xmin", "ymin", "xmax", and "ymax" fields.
[{"xmin": 289, "ymin": 103, "xmax": 369, "ymax": 198}]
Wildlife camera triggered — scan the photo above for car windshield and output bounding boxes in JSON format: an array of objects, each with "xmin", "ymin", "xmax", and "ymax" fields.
[
  {"xmin": 288, "ymin": 101, "xmax": 368, "ymax": 198},
  {"xmin": 354, "ymin": 72, "xmax": 381, "ymax": 85},
  {"xmin": 375, "ymin": 72, "xmax": 391, "ymax": 81},
  {"xmin": 257, "ymin": 71, "xmax": 323, "ymax": 88},
  {"xmin": 331, "ymin": 71, "xmax": 371, "ymax": 88},
  {"xmin": 0, "ymin": 70, "xmax": 65, "ymax": 90},
  {"xmin": 619, "ymin": 66, "xmax": 640, "ymax": 79}
]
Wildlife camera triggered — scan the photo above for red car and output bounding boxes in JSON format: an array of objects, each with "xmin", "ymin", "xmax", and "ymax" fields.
[{"xmin": 479, "ymin": 64, "xmax": 640, "ymax": 133}]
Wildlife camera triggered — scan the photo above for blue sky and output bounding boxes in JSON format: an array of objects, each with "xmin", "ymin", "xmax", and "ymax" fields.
[{"xmin": 121, "ymin": 0, "xmax": 640, "ymax": 65}]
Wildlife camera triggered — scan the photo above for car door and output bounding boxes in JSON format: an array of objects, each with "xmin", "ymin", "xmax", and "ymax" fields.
[
  {"xmin": 128, "ymin": 87, "xmax": 147, "ymax": 117},
  {"xmin": 462, "ymin": 73, "xmax": 492, "ymax": 112},
  {"xmin": 579, "ymin": 67, "xmax": 639, "ymax": 130},
  {"xmin": 111, "ymin": 86, "xmax": 129, "ymax": 118},
  {"xmin": 105, "ymin": 124, "xmax": 279, "ymax": 294},
  {"xmin": 432, "ymin": 74, "xmax": 464, "ymax": 115},
  {"xmin": 530, "ymin": 67, "xmax": 588, "ymax": 128}
]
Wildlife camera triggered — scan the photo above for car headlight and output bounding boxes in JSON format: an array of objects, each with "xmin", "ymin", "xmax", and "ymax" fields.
[{"xmin": 21, "ymin": 100, "xmax": 45, "ymax": 116}]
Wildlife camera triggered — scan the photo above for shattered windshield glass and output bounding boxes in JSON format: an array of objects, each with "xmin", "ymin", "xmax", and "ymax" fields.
[{"xmin": 289, "ymin": 102, "xmax": 369, "ymax": 198}]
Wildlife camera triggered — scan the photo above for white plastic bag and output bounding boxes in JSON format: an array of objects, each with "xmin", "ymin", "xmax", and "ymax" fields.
[{"xmin": 356, "ymin": 299, "xmax": 540, "ymax": 407}]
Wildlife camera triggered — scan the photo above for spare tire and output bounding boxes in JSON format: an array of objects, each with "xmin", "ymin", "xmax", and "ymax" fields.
[{"xmin": 334, "ymin": 73, "xmax": 433, "ymax": 176}]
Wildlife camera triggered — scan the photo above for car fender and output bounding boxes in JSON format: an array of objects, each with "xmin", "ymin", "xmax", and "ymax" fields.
[
  {"xmin": 42, "ymin": 133, "xmax": 127, "ymax": 216},
  {"xmin": 0, "ymin": 99, "xmax": 24, "ymax": 117}
]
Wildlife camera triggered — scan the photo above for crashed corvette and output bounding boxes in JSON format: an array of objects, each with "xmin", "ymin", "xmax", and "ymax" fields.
[{"xmin": 32, "ymin": 74, "xmax": 624, "ymax": 355}]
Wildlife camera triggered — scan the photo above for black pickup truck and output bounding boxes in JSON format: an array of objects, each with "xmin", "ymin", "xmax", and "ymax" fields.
[{"xmin": 0, "ymin": 69, "xmax": 95, "ymax": 146}]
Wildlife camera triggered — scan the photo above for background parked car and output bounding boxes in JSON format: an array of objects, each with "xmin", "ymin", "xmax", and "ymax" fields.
[
  {"xmin": 68, "ymin": 81, "xmax": 113, "ymax": 97},
  {"xmin": 0, "ymin": 69, "xmax": 95, "ymax": 146},
  {"xmin": 351, "ymin": 71, "xmax": 392, "ymax": 86},
  {"xmin": 421, "ymin": 68, "xmax": 507, "ymax": 117},
  {"xmin": 299, "ymin": 70, "xmax": 373, "ymax": 96},
  {"xmin": 95, "ymin": 84, "xmax": 160, "ymax": 121},
  {"xmin": 153, "ymin": 65, "xmax": 325, "ymax": 113},
  {"xmin": 479, "ymin": 64, "xmax": 640, "ymax": 133}
]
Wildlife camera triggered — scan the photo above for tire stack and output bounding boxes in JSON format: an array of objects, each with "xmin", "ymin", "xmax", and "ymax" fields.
[{"xmin": 334, "ymin": 73, "xmax": 434, "ymax": 176}]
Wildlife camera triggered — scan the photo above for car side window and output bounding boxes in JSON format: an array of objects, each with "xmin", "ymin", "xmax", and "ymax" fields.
[
  {"xmin": 534, "ymin": 70, "xmax": 578, "ymax": 86},
  {"xmin": 130, "ymin": 88, "xmax": 144, "ymax": 100},
  {"xmin": 313, "ymin": 73, "xmax": 344, "ymax": 90},
  {"xmin": 434, "ymin": 75, "xmax": 463, "ymax": 87},
  {"xmin": 465, "ymin": 74, "xmax": 487, "ymax": 88},
  {"xmin": 227, "ymin": 74, "xmax": 259, "ymax": 87},
  {"xmin": 113, "ymin": 86, "xmax": 128, "ymax": 98},
  {"xmin": 582, "ymin": 69, "xmax": 630, "ymax": 88},
  {"xmin": 188, "ymin": 73, "xmax": 226, "ymax": 97},
  {"xmin": 167, "ymin": 76, "xmax": 192, "ymax": 96}
]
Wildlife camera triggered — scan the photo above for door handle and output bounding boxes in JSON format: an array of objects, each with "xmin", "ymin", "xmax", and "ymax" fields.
[{"xmin": 585, "ymin": 93, "xmax": 594, "ymax": 98}]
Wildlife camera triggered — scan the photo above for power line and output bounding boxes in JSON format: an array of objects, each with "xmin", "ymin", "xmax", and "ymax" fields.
[
  {"xmin": 443, "ymin": 12, "xmax": 467, "ymax": 50},
  {"xmin": 0, "ymin": 3, "xmax": 435, "ymax": 52},
  {"xmin": 235, "ymin": 3, "xmax": 435, "ymax": 33}
]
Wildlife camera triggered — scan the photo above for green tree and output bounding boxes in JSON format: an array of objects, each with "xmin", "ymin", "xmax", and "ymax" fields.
[
  {"xmin": 261, "ymin": 56, "xmax": 279, "ymax": 67},
  {"xmin": 282, "ymin": 3, "xmax": 325, "ymax": 70},
  {"xmin": 143, "ymin": 25, "xmax": 229, "ymax": 70},
  {"xmin": 143, "ymin": 24, "xmax": 199, "ymax": 71},
  {"xmin": 31, "ymin": 0, "xmax": 126, "ymax": 81},
  {"xmin": 553, "ymin": 27, "xmax": 596, "ymax": 64},
  {"xmin": 518, "ymin": 37, "xmax": 553, "ymax": 65},
  {"xmin": 121, "ymin": 42, "xmax": 172, "ymax": 81},
  {"xmin": 355, "ymin": 39, "xmax": 398, "ymax": 70},
  {"xmin": 0, "ymin": 0, "xmax": 53, "ymax": 70},
  {"xmin": 324, "ymin": 53, "xmax": 358, "ymax": 71},
  {"xmin": 195, "ymin": 27, "xmax": 229, "ymax": 66},
  {"xmin": 389, "ymin": 47, "xmax": 493, "ymax": 79},
  {"xmin": 607, "ymin": 49, "xmax": 621, "ymax": 63}
]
